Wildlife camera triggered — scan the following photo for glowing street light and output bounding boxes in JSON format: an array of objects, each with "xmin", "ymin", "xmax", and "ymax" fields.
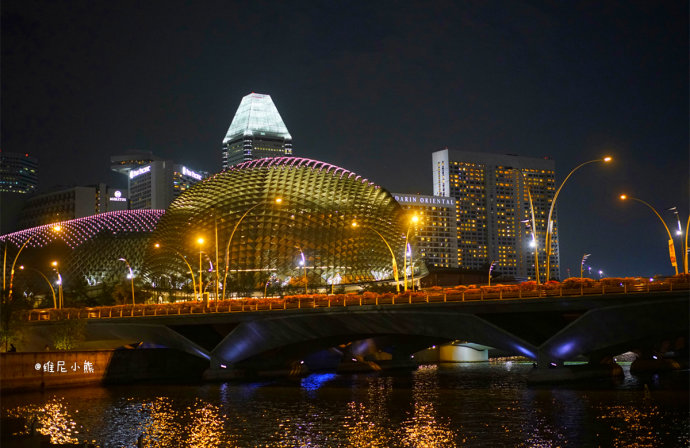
[
  {"xmin": 580, "ymin": 254, "xmax": 591, "ymax": 279},
  {"xmin": 117, "ymin": 258, "xmax": 136, "ymax": 307},
  {"xmin": 6, "ymin": 224, "xmax": 62, "ymax": 302},
  {"xmin": 153, "ymin": 243, "xmax": 197, "ymax": 300},
  {"xmin": 19, "ymin": 265, "xmax": 57, "ymax": 309},
  {"xmin": 403, "ymin": 214, "xmax": 420, "ymax": 292},
  {"xmin": 197, "ymin": 237, "xmax": 205, "ymax": 302},
  {"xmin": 488, "ymin": 260, "xmax": 498, "ymax": 286},
  {"xmin": 620, "ymin": 194, "xmax": 678, "ymax": 275},
  {"xmin": 544, "ymin": 156, "xmax": 613, "ymax": 282},
  {"xmin": 222, "ymin": 197, "xmax": 283, "ymax": 300},
  {"xmin": 352, "ymin": 220, "xmax": 400, "ymax": 293},
  {"xmin": 50, "ymin": 261, "xmax": 64, "ymax": 309},
  {"xmin": 296, "ymin": 246, "xmax": 308, "ymax": 294},
  {"xmin": 511, "ymin": 169, "xmax": 540, "ymax": 285}
]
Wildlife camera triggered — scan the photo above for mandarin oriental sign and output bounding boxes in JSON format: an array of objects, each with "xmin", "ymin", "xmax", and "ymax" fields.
[{"xmin": 394, "ymin": 195, "xmax": 454, "ymax": 206}]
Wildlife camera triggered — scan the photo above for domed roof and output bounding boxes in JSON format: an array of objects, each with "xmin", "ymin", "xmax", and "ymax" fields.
[{"xmin": 148, "ymin": 157, "xmax": 417, "ymax": 292}]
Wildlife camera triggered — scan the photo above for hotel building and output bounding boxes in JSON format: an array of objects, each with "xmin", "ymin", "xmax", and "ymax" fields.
[
  {"xmin": 392, "ymin": 193, "xmax": 458, "ymax": 269},
  {"xmin": 432, "ymin": 149, "xmax": 559, "ymax": 281}
]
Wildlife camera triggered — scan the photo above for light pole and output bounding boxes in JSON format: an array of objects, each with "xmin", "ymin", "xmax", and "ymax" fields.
[
  {"xmin": 488, "ymin": 260, "xmax": 497, "ymax": 286},
  {"xmin": 197, "ymin": 237, "xmax": 205, "ymax": 302},
  {"xmin": 154, "ymin": 243, "xmax": 197, "ymax": 301},
  {"xmin": 667, "ymin": 207, "xmax": 686, "ymax": 274},
  {"xmin": 5, "ymin": 224, "xmax": 62, "ymax": 303},
  {"xmin": 620, "ymin": 194, "xmax": 678, "ymax": 275},
  {"xmin": 19, "ymin": 265, "xmax": 57, "ymax": 309},
  {"xmin": 51, "ymin": 261, "xmax": 64, "ymax": 309},
  {"xmin": 511, "ymin": 169, "xmax": 540, "ymax": 285},
  {"xmin": 222, "ymin": 197, "xmax": 282, "ymax": 300},
  {"xmin": 544, "ymin": 157, "xmax": 612, "ymax": 282},
  {"xmin": 118, "ymin": 258, "xmax": 136, "ymax": 307},
  {"xmin": 296, "ymin": 247, "xmax": 308, "ymax": 294},
  {"xmin": 352, "ymin": 221, "xmax": 400, "ymax": 293},
  {"xmin": 403, "ymin": 214, "xmax": 419, "ymax": 292},
  {"xmin": 580, "ymin": 254, "xmax": 591, "ymax": 279}
]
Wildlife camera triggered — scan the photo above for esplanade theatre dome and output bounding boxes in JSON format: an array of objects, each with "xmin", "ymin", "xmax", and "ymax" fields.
[{"xmin": 147, "ymin": 157, "xmax": 420, "ymax": 293}]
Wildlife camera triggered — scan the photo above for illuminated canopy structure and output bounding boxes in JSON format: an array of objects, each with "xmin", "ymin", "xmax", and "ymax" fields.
[
  {"xmin": 1, "ymin": 210, "xmax": 164, "ymax": 289},
  {"xmin": 148, "ymin": 157, "xmax": 423, "ymax": 291}
]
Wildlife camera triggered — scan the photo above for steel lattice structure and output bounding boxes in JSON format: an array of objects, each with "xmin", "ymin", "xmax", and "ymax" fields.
[
  {"xmin": 146, "ymin": 157, "xmax": 421, "ymax": 291},
  {"xmin": 1, "ymin": 210, "xmax": 164, "ymax": 288}
]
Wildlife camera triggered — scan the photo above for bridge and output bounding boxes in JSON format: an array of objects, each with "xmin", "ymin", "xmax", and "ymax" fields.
[{"xmin": 19, "ymin": 282, "xmax": 689, "ymax": 376}]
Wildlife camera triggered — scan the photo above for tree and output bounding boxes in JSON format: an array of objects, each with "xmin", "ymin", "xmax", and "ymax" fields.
[{"xmin": 51, "ymin": 319, "xmax": 86, "ymax": 350}]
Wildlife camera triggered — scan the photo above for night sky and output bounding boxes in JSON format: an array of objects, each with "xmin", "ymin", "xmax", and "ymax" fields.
[{"xmin": 2, "ymin": 0, "xmax": 688, "ymax": 278}]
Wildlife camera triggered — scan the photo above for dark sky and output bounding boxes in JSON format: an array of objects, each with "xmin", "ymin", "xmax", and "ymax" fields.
[{"xmin": 2, "ymin": 0, "xmax": 688, "ymax": 278}]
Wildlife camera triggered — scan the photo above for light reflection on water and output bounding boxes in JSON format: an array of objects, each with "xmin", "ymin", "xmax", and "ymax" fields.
[{"xmin": 2, "ymin": 363, "xmax": 688, "ymax": 447}]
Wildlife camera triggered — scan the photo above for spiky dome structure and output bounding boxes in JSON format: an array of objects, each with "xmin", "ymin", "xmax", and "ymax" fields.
[
  {"xmin": 146, "ymin": 157, "xmax": 421, "ymax": 292},
  {"xmin": 1, "ymin": 210, "xmax": 164, "ymax": 289}
]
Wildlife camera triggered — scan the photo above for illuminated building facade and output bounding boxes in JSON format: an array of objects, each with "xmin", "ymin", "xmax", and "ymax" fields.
[
  {"xmin": 392, "ymin": 193, "xmax": 458, "ymax": 269},
  {"xmin": 149, "ymin": 157, "xmax": 422, "ymax": 291},
  {"xmin": 221, "ymin": 93, "xmax": 293, "ymax": 169},
  {"xmin": 0, "ymin": 151, "xmax": 38, "ymax": 194},
  {"xmin": 432, "ymin": 149, "xmax": 559, "ymax": 281},
  {"xmin": 17, "ymin": 184, "xmax": 128, "ymax": 230},
  {"xmin": 126, "ymin": 161, "xmax": 208, "ymax": 210}
]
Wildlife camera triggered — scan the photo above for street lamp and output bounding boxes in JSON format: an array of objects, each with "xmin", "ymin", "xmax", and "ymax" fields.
[
  {"xmin": 117, "ymin": 258, "xmax": 136, "ymax": 307},
  {"xmin": 511, "ymin": 169, "xmax": 540, "ymax": 285},
  {"xmin": 51, "ymin": 261, "xmax": 64, "ymax": 309},
  {"xmin": 19, "ymin": 265, "xmax": 57, "ymax": 309},
  {"xmin": 544, "ymin": 156, "xmax": 613, "ymax": 282},
  {"xmin": 153, "ymin": 243, "xmax": 197, "ymax": 301},
  {"xmin": 620, "ymin": 194, "xmax": 679, "ymax": 275},
  {"xmin": 580, "ymin": 254, "xmax": 591, "ymax": 279},
  {"xmin": 667, "ymin": 207, "xmax": 687, "ymax": 274},
  {"xmin": 296, "ymin": 246, "xmax": 308, "ymax": 294},
  {"xmin": 403, "ymin": 214, "xmax": 420, "ymax": 292},
  {"xmin": 197, "ymin": 237, "xmax": 205, "ymax": 302},
  {"xmin": 6, "ymin": 224, "xmax": 62, "ymax": 302},
  {"xmin": 222, "ymin": 197, "xmax": 283, "ymax": 300},
  {"xmin": 352, "ymin": 220, "xmax": 400, "ymax": 293},
  {"xmin": 488, "ymin": 260, "xmax": 497, "ymax": 286}
]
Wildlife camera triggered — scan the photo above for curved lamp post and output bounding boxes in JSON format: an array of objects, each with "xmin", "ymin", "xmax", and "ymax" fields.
[
  {"xmin": 685, "ymin": 214, "xmax": 689, "ymax": 275},
  {"xmin": 222, "ymin": 197, "xmax": 282, "ymax": 300},
  {"xmin": 117, "ymin": 258, "xmax": 136, "ymax": 306},
  {"xmin": 19, "ymin": 265, "xmax": 57, "ymax": 309},
  {"xmin": 403, "ymin": 214, "xmax": 420, "ymax": 292},
  {"xmin": 544, "ymin": 157, "xmax": 612, "ymax": 282},
  {"xmin": 511, "ymin": 169, "xmax": 540, "ymax": 284},
  {"xmin": 580, "ymin": 254, "xmax": 591, "ymax": 279},
  {"xmin": 667, "ymin": 207, "xmax": 687, "ymax": 274},
  {"xmin": 196, "ymin": 237, "xmax": 205, "ymax": 302},
  {"xmin": 295, "ymin": 246, "xmax": 308, "ymax": 294},
  {"xmin": 352, "ymin": 221, "xmax": 400, "ymax": 293},
  {"xmin": 50, "ymin": 261, "xmax": 64, "ymax": 309},
  {"xmin": 620, "ymin": 194, "xmax": 678, "ymax": 275},
  {"xmin": 154, "ymin": 243, "xmax": 197, "ymax": 301},
  {"xmin": 6, "ymin": 224, "xmax": 62, "ymax": 302}
]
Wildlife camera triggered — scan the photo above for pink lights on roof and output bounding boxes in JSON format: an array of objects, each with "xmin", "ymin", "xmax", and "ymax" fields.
[
  {"xmin": 0, "ymin": 210, "xmax": 165, "ymax": 250},
  {"xmin": 231, "ymin": 157, "xmax": 379, "ymax": 188}
]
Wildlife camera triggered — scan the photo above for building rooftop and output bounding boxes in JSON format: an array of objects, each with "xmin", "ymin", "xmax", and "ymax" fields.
[{"xmin": 223, "ymin": 93, "xmax": 292, "ymax": 143}]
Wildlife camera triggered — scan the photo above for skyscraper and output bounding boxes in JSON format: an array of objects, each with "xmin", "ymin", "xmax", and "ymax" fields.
[
  {"xmin": 0, "ymin": 151, "xmax": 38, "ymax": 194},
  {"xmin": 432, "ymin": 149, "xmax": 559, "ymax": 281},
  {"xmin": 221, "ymin": 93, "xmax": 293, "ymax": 169}
]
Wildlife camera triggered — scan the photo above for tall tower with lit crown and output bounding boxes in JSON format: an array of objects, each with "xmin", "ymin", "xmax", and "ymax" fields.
[{"xmin": 221, "ymin": 93, "xmax": 293, "ymax": 169}]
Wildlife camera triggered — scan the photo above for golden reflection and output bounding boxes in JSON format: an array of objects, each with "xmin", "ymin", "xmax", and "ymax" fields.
[
  {"xmin": 342, "ymin": 376, "xmax": 395, "ymax": 447},
  {"xmin": 399, "ymin": 368, "xmax": 457, "ymax": 447},
  {"xmin": 8, "ymin": 398, "xmax": 79, "ymax": 445},
  {"xmin": 597, "ymin": 404, "xmax": 661, "ymax": 448},
  {"xmin": 187, "ymin": 399, "xmax": 226, "ymax": 448},
  {"xmin": 138, "ymin": 397, "xmax": 182, "ymax": 447}
]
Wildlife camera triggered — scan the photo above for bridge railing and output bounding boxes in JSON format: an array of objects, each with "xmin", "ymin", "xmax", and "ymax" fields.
[{"xmin": 21, "ymin": 280, "xmax": 690, "ymax": 322}]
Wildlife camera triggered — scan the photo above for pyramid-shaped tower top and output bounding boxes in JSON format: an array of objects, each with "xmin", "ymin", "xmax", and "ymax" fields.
[{"xmin": 223, "ymin": 93, "xmax": 292, "ymax": 143}]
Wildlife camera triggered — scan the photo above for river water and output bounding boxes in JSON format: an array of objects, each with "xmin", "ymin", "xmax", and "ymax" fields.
[{"xmin": 2, "ymin": 362, "xmax": 688, "ymax": 447}]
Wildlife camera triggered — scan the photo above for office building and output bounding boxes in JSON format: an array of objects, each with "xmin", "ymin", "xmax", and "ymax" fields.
[
  {"xmin": 221, "ymin": 93, "xmax": 293, "ymax": 169},
  {"xmin": 0, "ymin": 151, "xmax": 38, "ymax": 194},
  {"xmin": 127, "ymin": 161, "xmax": 207, "ymax": 210},
  {"xmin": 392, "ymin": 193, "xmax": 458, "ymax": 269},
  {"xmin": 432, "ymin": 149, "xmax": 559, "ymax": 281},
  {"xmin": 17, "ymin": 183, "xmax": 128, "ymax": 229}
]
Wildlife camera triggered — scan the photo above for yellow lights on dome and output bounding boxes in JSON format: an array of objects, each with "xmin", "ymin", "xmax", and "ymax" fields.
[
  {"xmin": 154, "ymin": 242, "xmax": 161, "ymax": 248},
  {"xmin": 52, "ymin": 224, "xmax": 62, "ymax": 232},
  {"xmin": 51, "ymin": 261, "xmax": 58, "ymax": 267},
  {"xmin": 351, "ymin": 221, "xmax": 358, "ymax": 228},
  {"xmin": 603, "ymin": 156, "xmax": 612, "ymax": 162},
  {"xmin": 197, "ymin": 237, "xmax": 205, "ymax": 245},
  {"xmin": 275, "ymin": 197, "xmax": 283, "ymax": 204}
]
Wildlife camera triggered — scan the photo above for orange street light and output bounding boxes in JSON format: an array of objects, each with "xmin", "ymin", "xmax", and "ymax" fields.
[
  {"xmin": 620, "ymin": 194, "xmax": 678, "ymax": 275},
  {"xmin": 19, "ymin": 265, "xmax": 57, "ymax": 309},
  {"xmin": 154, "ymin": 243, "xmax": 197, "ymax": 300},
  {"xmin": 352, "ymin": 220, "xmax": 400, "ymax": 293}
]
